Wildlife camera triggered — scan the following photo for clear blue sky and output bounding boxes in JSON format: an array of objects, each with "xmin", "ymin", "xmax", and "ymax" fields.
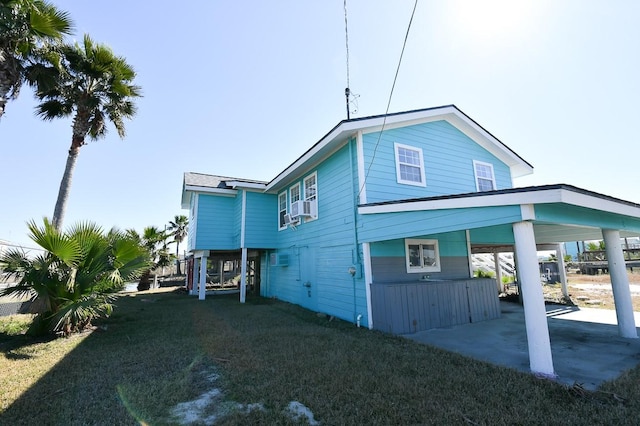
[{"xmin": 1, "ymin": 0, "xmax": 639, "ymax": 249}]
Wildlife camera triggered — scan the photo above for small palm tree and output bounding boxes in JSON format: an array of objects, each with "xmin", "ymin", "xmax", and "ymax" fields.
[
  {"xmin": 0, "ymin": 218, "xmax": 150, "ymax": 336},
  {"xmin": 133, "ymin": 226, "xmax": 170, "ymax": 291},
  {"xmin": 167, "ymin": 214, "xmax": 188, "ymax": 275},
  {"xmin": 0, "ymin": 0, "xmax": 73, "ymax": 119},
  {"xmin": 27, "ymin": 34, "xmax": 141, "ymax": 229}
]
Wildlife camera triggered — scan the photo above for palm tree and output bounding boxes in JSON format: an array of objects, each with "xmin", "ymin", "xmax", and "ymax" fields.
[
  {"xmin": 0, "ymin": 218, "xmax": 150, "ymax": 336},
  {"xmin": 27, "ymin": 34, "xmax": 141, "ymax": 230},
  {"xmin": 167, "ymin": 214, "xmax": 188, "ymax": 275},
  {"xmin": 0, "ymin": 0, "xmax": 73, "ymax": 119},
  {"xmin": 134, "ymin": 226, "xmax": 170, "ymax": 291}
]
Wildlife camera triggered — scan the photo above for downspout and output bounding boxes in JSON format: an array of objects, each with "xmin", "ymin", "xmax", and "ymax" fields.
[{"xmin": 349, "ymin": 138, "xmax": 361, "ymax": 323}]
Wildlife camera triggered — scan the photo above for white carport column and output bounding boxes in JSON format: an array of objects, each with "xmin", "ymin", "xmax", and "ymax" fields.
[
  {"xmin": 512, "ymin": 221, "xmax": 555, "ymax": 377},
  {"xmin": 198, "ymin": 254, "xmax": 208, "ymax": 300},
  {"xmin": 602, "ymin": 229, "xmax": 637, "ymax": 338}
]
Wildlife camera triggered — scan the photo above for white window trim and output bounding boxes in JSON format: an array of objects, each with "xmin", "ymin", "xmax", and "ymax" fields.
[
  {"xmin": 405, "ymin": 239, "xmax": 441, "ymax": 273},
  {"xmin": 303, "ymin": 171, "xmax": 318, "ymax": 222},
  {"xmin": 394, "ymin": 142, "xmax": 426, "ymax": 187},
  {"xmin": 278, "ymin": 191, "xmax": 287, "ymax": 231},
  {"xmin": 473, "ymin": 160, "xmax": 496, "ymax": 192},
  {"xmin": 289, "ymin": 182, "xmax": 301, "ymax": 204}
]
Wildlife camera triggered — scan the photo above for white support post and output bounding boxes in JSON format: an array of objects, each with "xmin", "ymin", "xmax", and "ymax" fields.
[
  {"xmin": 240, "ymin": 248, "xmax": 247, "ymax": 303},
  {"xmin": 199, "ymin": 255, "xmax": 207, "ymax": 300},
  {"xmin": 494, "ymin": 251, "xmax": 503, "ymax": 292},
  {"xmin": 465, "ymin": 230, "xmax": 473, "ymax": 278},
  {"xmin": 556, "ymin": 244, "xmax": 569, "ymax": 298},
  {"xmin": 602, "ymin": 229, "xmax": 637, "ymax": 338},
  {"xmin": 189, "ymin": 258, "xmax": 199, "ymax": 296},
  {"xmin": 513, "ymin": 221, "xmax": 555, "ymax": 377}
]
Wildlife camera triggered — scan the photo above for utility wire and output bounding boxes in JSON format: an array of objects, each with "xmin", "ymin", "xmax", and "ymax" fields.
[{"xmin": 357, "ymin": 0, "xmax": 418, "ymax": 201}]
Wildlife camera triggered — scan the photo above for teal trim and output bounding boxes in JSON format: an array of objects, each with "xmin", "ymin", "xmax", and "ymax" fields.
[
  {"xmin": 469, "ymin": 225, "xmax": 515, "ymax": 244},
  {"xmin": 370, "ymin": 230, "xmax": 468, "ymax": 257},
  {"xmin": 535, "ymin": 204, "xmax": 640, "ymax": 233},
  {"xmin": 358, "ymin": 205, "xmax": 523, "ymax": 243}
]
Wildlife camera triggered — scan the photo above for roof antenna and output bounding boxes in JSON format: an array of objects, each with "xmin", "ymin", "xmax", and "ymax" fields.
[
  {"xmin": 345, "ymin": 87, "xmax": 351, "ymax": 120},
  {"xmin": 343, "ymin": 0, "xmax": 358, "ymax": 120}
]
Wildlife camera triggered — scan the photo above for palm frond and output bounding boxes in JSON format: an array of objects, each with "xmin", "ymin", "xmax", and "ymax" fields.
[
  {"xmin": 27, "ymin": 218, "xmax": 80, "ymax": 265},
  {"xmin": 48, "ymin": 293, "xmax": 116, "ymax": 335}
]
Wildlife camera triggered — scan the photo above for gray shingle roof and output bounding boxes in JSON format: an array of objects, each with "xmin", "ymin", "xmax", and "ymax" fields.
[{"xmin": 184, "ymin": 172, "xmax": 267, "ymax": 189}]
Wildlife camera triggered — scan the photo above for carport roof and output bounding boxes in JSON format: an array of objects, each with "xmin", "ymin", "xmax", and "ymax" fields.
[
  {"xmin": 357, "ymin": 184, "xmax": 640, "ymax": 244},
  {"xmin": 359, "ymin": 183, "xmax": 640, "ymax": 217}
]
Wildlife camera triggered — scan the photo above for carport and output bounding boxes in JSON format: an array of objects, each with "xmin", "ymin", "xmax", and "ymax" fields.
[
  {"xmin": 359, "ymin": 184, "xmax": 640, "ymax": 378},
  {"xmin": 405, "ymin": 301, "xmax": 640, "ymax": 389}
]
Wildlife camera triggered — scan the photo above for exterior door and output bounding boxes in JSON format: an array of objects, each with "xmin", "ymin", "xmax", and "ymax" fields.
[{"xmin": 299, "ymin": 247, "xmax": 318, "ymax": 311}]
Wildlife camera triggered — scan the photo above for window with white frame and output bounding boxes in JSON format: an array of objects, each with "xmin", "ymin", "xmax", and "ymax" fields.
[
  {"xmin": 394, "ymin": 143, "xmax": 426, "ymax": 186},
  {"xmin": 290, "ymin": 183, "xmax": 300, "ymax": 204},
  {"xmin": 405, "ymin": 239, "xmax": 441, "ymax": 273},
  {"xmin": 303, "ymin": 172, "xmax": 318, "ymax": 220},
  {"xmin": 473, "ymin": 160, "xmax": 496, "ymax": 192},
  {"xmin": 278, "ymin": 192, "xmax": 287, "ymax": 230}
]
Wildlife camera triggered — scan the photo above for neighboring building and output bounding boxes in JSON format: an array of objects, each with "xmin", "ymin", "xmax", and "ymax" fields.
[{"xmin": 181, "ymin": 104, "xmax": 640, "ymax": 378}]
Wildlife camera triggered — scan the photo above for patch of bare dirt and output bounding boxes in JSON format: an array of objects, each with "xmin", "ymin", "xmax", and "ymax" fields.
[{"xmin": 542, "ymin": 271, "xmax": 640, "ymax": 311}]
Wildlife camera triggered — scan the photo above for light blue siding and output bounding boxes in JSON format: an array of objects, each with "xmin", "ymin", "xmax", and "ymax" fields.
[
  {"xmin": 244, "ymin": 191, "xmax": 278, "ymax": 248},
  {"xmin": 193, "ymin": 194, "xmax": 238, "ymax": 250},
  {"xmin": 362, "ymin": 120, "xmax": 512, "ymax": 203},
  {"xmin": 266, "ymin": 140, "xmax": 369, "ymax": 326},
  {"xmin": 358, "ymin": 205, "xmax": 523, "ymax": 243}
]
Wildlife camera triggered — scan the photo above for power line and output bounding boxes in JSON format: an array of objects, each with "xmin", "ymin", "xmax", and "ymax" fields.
[{"xmin": 357, "ymin": 0, "xmax": 419, "ymax": 201}]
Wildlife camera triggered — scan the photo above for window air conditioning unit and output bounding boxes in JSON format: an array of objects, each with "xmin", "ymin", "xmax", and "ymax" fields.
[
  {"xmin": 270, "ymin": 252, "xmax": 289, "ymax": 267},
  {"xmin": 283, "ymin": 213, "xmax": 298, "ymax": 226},
  {"xmin": 291, "ymin": 200, "xmax": 315, "ymax": 218}
]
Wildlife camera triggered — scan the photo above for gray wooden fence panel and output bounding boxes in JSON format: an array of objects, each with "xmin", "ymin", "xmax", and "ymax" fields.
[{"xmin": 370, "ymin": 278, "xmax": 500, "ymax": 334}]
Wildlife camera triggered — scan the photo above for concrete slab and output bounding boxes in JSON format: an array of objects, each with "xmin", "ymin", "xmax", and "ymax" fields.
[{"xmin": 404, "ymin": 301, "xmax": 640, "ymax": 390}]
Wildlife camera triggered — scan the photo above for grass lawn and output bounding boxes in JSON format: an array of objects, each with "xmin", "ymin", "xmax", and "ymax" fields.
[{"xmin": 2, "ymin": 289, "xmax": 640, "ymax": 425}]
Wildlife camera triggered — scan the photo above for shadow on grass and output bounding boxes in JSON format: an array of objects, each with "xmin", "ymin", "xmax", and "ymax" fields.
[
  {"xmin": 2, "ymin": 290, "xmax": 639, "ymax": 425},
  {"xmin": 0, "ymin": 331, "xmax": 57, "ymax": 360}
]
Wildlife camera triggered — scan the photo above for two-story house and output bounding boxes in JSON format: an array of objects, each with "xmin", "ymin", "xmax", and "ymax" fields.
[{"xmin": 181, "ymin": 105, "xmax": 640, "ymax": 378}]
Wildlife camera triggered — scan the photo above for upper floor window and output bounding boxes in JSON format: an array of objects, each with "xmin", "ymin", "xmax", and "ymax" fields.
[
  {"xmin": 303, "ymin": 172, "xmax": 318, "ymax": 220},
  {"xmin": 290, "ymin": 183, "xmax": 300, "ymax": 204},
  {"xmin": 405, "ymin": 239, "xmax": 441, "ymax": 273},
  {"xmin": 473, "ymin": 160, "xmax": 496, "ymax": 192},
  {"xmin": 278, "ymin": 192, "xmax": 287, "ymax": 230},
  {"xmin": 394, "ymin": 143, "xmax": 426, "ymax": 187}
]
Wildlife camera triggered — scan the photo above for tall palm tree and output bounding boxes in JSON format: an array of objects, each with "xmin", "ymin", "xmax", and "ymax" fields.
[
  {"xmin": 167, "ymin": 214, "xmax": 188, "ymax": 275},
  {"xmin": 28, "ymin": 34, "xmax": 141, "ymax": 230},
  {"xmin": 0, "ymin": 0, "xmax": 72, "ymax": 119}
]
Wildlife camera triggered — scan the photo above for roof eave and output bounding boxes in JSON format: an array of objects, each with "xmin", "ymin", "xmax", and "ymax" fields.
[{"xmin": 265, "ymin": 104, "xmax": 533, "ymax": 191}]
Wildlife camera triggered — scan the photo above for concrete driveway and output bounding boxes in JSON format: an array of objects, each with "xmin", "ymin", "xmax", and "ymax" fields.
[{"xmin": 404, "ymin": 301, "xmax": 640, "ymax": 390}]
